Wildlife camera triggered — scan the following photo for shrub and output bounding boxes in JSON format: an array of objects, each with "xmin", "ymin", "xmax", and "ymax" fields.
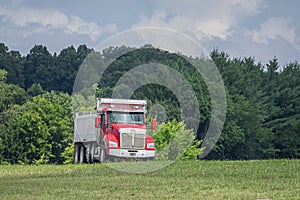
[
  {"xmin": 149, "ymin": 119, "xmax": 203, "ymax": 160},
  {"xmin": 61, "ymin": 143, "xmax": 74, "ymax": 164}
]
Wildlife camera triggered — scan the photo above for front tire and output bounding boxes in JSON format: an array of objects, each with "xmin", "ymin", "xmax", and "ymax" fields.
[
  {"xmin": 99, "ymin": 144, "xmax": 106, "ymax": 163},
  {"xmin": 147, "ymin": 157, "xmax": 155, "ymax": 161}
]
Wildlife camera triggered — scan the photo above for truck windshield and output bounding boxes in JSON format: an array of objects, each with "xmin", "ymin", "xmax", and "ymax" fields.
[{"xmin": 108, "ymin": 111, "xmax": 144, "ymax": 124}]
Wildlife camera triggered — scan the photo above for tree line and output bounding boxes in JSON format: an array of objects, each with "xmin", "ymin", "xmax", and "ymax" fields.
[{"xmin": 0, "ymin": 42, "xmax": 299, "ymax": 164}]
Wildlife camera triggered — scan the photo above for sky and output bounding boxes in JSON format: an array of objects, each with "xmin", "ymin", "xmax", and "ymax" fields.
[{"xmin": 1, "ymin": 0, "xmax": 300, "ymax": 66}]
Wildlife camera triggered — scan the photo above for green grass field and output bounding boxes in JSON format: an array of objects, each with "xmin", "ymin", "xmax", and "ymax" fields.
[{"xmin": 0, "ymin": 160, "xmax": 299, "ymax": 199}]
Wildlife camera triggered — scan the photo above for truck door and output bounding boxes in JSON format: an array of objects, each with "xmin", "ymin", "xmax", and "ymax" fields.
[{"xmin": 100, "ymin": 112, "xmax": 107, "ymax": 140}]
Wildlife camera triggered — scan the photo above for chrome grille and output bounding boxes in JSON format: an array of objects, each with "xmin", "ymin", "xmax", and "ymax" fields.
[{"xmin": 121, "ymin": 132, "xmax": 145, "ymax": 149}]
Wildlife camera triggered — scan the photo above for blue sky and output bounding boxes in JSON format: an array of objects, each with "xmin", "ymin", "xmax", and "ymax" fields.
[{"xmin": 1, "ymin": 0, "xmax": 300, "ymax": 66}]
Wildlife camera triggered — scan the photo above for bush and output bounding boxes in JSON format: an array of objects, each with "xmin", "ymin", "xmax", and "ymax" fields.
[
  {"xmin": 61, "ymin": 143, "xmax": 74, "ymax": 164},
  {"xmin": 149, "ymin": 120, "xmax": 203, "ymax": 160}
]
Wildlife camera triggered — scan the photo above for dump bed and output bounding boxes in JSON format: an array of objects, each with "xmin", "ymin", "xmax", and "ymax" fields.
[
  {"xmin": 74, "ymin": 111, "xmax": 98, "ymax": 143},
  {"xmin": 97, "ymin": 98, "xmax": 147, "ymax": 112}
]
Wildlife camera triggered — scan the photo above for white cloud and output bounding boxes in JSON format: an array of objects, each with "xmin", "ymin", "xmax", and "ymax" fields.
[
  {"xmin": 225, "ymin": 0, "xmax": 263, "ymax": 15},
  {"xmin": 133, "ymin": 0, "xmax": 263, "ymax": 42},
  {"xmin": 246, "ymin": 17, "xmax": 300, "ymax": 56},
  {"xmin": 65, "ymin": 16, "xmax": 117, "ymax": 41},
  {"xmin": 247, "ymin": 18, "xmax": 297, "ymax": 44},
  {"xmin": 0, "ymin": 7, "xmax": 69, "ymax": 27},
  {"xmin": 195, "ymin": 19, "xmax": 232, "ymax": 41},
  {"xmin": 0, "ymin": 6, "xmax": 117, "ymax": 41}
]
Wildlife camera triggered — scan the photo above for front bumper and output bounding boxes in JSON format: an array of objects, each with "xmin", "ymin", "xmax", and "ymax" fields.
[{"xmin": 108, "ymin": 149, "xmax": 155, "ymax": 158}]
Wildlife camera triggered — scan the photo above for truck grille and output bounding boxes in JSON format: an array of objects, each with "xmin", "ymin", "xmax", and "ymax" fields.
[{"xmin": 121, "ymin": 132, "xmax": 145, "ymax": 149}]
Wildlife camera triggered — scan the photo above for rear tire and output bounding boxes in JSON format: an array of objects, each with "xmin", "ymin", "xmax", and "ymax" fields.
[
  {"xmin": 79, "ymin": 144, "xmax": 85, "ymax": 164},
  {"xmin": 90, "ymin": 143, "xmax": 95, "ymax": 163},
  {"xmin": 86, "ymin": 143, "xmax": 92, "ymax": 164},
  {"xmin": 74, "ymin": 143, "xmax": 79, "ymax": 164},
  {"xmin": 86, "ymin": 151, "xmax": 90, "ymax": 164}
]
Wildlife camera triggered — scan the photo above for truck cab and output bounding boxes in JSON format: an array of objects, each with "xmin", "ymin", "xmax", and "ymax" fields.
[{"xmin": 74, "ymin": 98, "xmax": 156, "ymax": 163}]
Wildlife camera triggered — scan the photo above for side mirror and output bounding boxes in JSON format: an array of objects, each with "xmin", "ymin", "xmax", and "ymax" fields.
[
  {"xmin": 105, "ymin": 124, "xmax": 112, "ymax": 129},
  {"xmin": 95, "ymin": 116, "xmax": 100, "ymax": 128},
  {"xmin": 151, "ymin": 118, "xmax": 156, "ymax": 130}
]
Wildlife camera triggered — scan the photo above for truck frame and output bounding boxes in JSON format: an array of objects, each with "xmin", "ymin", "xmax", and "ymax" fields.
[{"xmin": 74, "ymin": 98, "xmax": 156, "ymax": 163}]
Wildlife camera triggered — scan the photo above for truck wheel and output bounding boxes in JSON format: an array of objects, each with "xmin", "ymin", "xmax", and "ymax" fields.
[
  {"xmin": 86, "ymin": 151, "xmax": 90, "ymax": 164},
  {"xmin": 74, "ymin": 143, "xmax": 79, "ymax": 164},
  {"xmin": 147, "ymin": 157, "xmax": 155, "ymax": 161},
  {"xmin": 79, "ymin": 144, "xmax": 85, "ymax": 164},
  {"xmin": 90, "ymin": 143, "xmax": 95, "ymax": 163},
  {"xmin": 86, "ymin": 143, "xmax": 91, "ymax": 164},
  {"xmin": 99, "ymin": 145, "xmax": 106, "ymax": 163},
  {"xmin": 86, "ymin": 152, "xmax": 94, "ymax": 164}
]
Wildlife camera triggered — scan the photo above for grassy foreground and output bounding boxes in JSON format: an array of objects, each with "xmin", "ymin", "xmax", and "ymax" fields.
[{"xmin": 0, "ymin": 160, "xmax": 299, "ymax": 199}]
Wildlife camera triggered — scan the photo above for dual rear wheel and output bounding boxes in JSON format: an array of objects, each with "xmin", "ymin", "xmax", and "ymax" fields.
[
  {"xmin": 74, "ymin": 143, "xmax": 85, "ymax": 164},
  {"xmin": 74, "ymin": 143, "xmax": 96, "ymax": 164}
]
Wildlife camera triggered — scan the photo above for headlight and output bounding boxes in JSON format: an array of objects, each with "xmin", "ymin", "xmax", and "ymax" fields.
[
  {"xmin": 147, "ymin": 143, "xmax": 155, "ymax": 148},
  {"xmin": 108, "ymin": 141, "xmax": 118, "ymax": 147}
]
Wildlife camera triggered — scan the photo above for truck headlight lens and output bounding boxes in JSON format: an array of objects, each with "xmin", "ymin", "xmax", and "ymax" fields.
[
  {"xmin": 147, "ymin": 143, "xmax": 155, "ymax": 148},
  {"xmin": 108, "ymin": 141, "xmax": 118, "ymax": 147}
]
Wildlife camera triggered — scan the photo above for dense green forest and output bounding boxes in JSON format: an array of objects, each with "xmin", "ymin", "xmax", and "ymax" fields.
[{"xmin": 0, "ymin": 42, "xmax": 299, "ymax": 164}]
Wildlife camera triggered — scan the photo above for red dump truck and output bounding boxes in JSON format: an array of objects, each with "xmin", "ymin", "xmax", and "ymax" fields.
[{"xmin": 74, "ymin": 98, "xmax": 156, "ymax": 163}]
